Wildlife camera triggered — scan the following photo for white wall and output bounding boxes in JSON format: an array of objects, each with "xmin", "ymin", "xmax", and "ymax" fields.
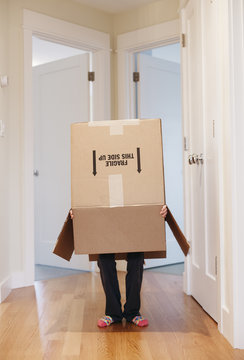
[
  {"xmin": 0, "ymin": 0, "xmax": 11, "ymax": 301},
  {"xmin": 113, "ymin": 0, "xmax": 180, "ymax": 36}
]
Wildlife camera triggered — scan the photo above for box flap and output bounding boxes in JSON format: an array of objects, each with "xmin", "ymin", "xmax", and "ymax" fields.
[
  {"xmin": 165, "ymin": 208, "xmax": 190, "ymax": 256},
  {"xmin": 53, "ymin": 211, "xmax": 74, "ymax": 261}
]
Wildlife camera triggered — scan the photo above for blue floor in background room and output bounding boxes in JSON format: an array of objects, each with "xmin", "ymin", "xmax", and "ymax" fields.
[
  {"xmin": 145, "ymin": 262, "xmax": 184, "ymax": 275},
  {"xmin": 35, "ymin": 264, "xmax": 87, "ymax": 281},
  {"xmin": 35, "ymin": 262, "xmax": 184, "ymax": 281}
]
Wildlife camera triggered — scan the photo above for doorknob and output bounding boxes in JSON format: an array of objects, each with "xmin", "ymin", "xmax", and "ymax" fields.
[
  {"xmin": 188, "ymin": 154, "xmax": 204, "ymax": 165},
  {"xmin": 192, "ymin": 154, "xmax": 199, "ymax": 164},
  {"xmin": 33, "ymin": 169, "xmax": 39, "ymax": 176},
  {"xmin": 188, "ymin": 155, "xmax": 194, "ymax": 165}
]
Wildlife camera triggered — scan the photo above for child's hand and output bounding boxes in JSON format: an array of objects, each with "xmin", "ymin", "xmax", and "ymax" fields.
[
  {"xmin": 160, "ymin": 205, "xmax": 167, "ymax": 219},
  {"xmin": 70, "ymin": 209, "xmax": 74, "ymax": 219}
]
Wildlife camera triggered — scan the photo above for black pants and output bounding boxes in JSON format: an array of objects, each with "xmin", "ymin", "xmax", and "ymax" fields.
[{"xmin": 98, "ymin": 252, "xmax": 144, "ymax": 322}]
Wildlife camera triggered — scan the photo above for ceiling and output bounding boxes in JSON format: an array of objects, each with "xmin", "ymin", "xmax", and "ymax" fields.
[{"xmin": 73, "ymin": 0, "xmax": 159, "ymax": 14}]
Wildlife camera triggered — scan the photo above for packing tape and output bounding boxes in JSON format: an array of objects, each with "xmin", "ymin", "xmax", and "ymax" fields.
[
  {"xmin": 88, "ymin": 119, "xmax": 140, "ymax": 136},
  {"xmin": 109, "ymin": 174, "xmax": 124, "ymax": 207}
]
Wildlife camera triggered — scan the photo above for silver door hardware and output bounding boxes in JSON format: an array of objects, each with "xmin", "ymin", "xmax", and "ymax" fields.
[
  {"xmin": 33, "ymin": 169, "xmax": 39, "ymax": 176},
  {"xmin": 192, "ymin": 154, "xmax": 199, "ymax": 164},
  {"xmin": 198, "ymin": 153, "xmax": 204, "ymax": 164},
  {"xmin": 0, "ymin": 75, "xmax": 8, "ymax": 88},
  {"xmin": 213, "ymin": 120, "xmax": 215, "ymax": 138},
  {"xmin": 188, "ymin": 154, "xmax": 204, "ymax": 165},
  {"xmin": 188, "ymin": 155, "xmax": 194, "ymax": 165},
  {"xmin": 184, "ymin": 136, "xmax": 189, "ymax": 151}
]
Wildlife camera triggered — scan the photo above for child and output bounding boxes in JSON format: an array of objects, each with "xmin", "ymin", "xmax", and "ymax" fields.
[{"xmin": 70, "ymin": 204, "xmax": 167, "ymax": 328}]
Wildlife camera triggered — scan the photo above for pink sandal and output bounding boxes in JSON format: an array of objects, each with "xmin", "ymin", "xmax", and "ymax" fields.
[
  {"xmin": 97, "ymin": 315, "xmax": 114, "ymax": 328},
  {"xmin": 131, "ymin": 315, "xmax": 149, "ymax": 327}
]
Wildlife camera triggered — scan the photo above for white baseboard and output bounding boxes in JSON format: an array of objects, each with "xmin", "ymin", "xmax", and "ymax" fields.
[
  {"xmin": 183, "ymin": 271, "xmax": 189, "ymax": 294},
  {"xmin": 0, "ymin": 276, "xmax": 12, "ymax": 303},
  {"xmin": 0, "ymin": 271, "xmax": 32, "ymax": 303},
  {"xmin": 11, "ymin": 271, "xmax": 25, "ymax": 289},
  {"xmin": 220, "ymin": 306, "xmax": 233, "ymax": 347},
  {"xmin": 11, "ymin": 271, "xmax": 33, "ymax": 289}
]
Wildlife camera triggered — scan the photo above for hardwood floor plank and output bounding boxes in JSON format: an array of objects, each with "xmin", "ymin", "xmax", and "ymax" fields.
[{"xmin": 0, "ymin": 271, "xmax": 244, "ymax": 359}]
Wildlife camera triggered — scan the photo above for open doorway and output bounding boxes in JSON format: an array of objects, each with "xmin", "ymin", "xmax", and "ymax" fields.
[
  {"xmin": 134, "ymin": 43, "xmax": 185, "ymax": 269},
  {"xmin": 22, "ymin": 10, "xmax": 110, "ymax": 288},
  {"xmin": 32, "ymin": 37, "xmax": 93, "ymax": 280}
]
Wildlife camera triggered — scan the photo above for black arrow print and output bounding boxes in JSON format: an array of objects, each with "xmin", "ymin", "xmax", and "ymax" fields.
[
  {"xmin": 137, "ymin": 147, "xmax": 142, "ymax": 173},
  {"xmin": 92, "ymin": 150, "xmax": 97, "ymax": 176}
]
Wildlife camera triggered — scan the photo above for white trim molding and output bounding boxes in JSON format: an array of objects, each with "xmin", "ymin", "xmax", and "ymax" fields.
[
  {"xmin": 178, "ymin": 0, "xmax": 190, "ymax": 12},
  {"xmin": 117, "ymin": 19, "xmax": 180, "ymax": 51},
  {"xmin": 0, "ymin": 276, "xmax": 11, "ymax": 303},
  {"xmin": 22, "ymin": 10, "xmax": 111, "ymax": 288},
  {"xmin": 180, "ymin": 7, "xmax": 192, "ymax": 297},
  {"xmin": 228, "ymin": 0, "xmax": 244, "ymax": 349},
  {"xmin": 23, "ymin": 10, "xmax": 110, "ymax": 51}
]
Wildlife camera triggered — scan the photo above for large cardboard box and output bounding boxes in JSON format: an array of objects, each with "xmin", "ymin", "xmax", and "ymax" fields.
[{"xmin": 54, "ymin": 118, "xmax": 174, "ymax": 261}]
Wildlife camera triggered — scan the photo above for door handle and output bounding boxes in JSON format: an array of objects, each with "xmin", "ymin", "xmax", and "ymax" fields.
[
  {"xmin": 188, "ymin": 154, "xmax": 204, "ymax": 165},
  {"xmin": 192, "ymin": 154, "xmax": 199, "ymax": 164},
  {"xmin": 188, "ymin": 155, "xmax": 194, "ymax": 165},
  {"xmin": 33, "ymin": 169, "xmax": 39, "ymax": 176}
]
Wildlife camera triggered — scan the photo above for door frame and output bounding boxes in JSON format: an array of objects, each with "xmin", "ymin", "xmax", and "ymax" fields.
[
  {"xmin": 117, "ymin": 20, "xmax": 180, "ymax": 120},
  {"xmin": 227, "ymin": 0, "xmax": 244, "ymax": 348},
  {"xmin": 20, "ymin": 9, "xmax": 111, "ymax": 288},
  {"xmin": 116, "ymin": 19, "xmax": 192, "ymax": 288}
]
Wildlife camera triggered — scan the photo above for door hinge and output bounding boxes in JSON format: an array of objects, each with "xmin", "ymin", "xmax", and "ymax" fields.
[
  {"xmin": 184, "ymin": 136, "xmax": 189, "ymax": 151},
  {"xmin": 181, "ymin": 33, "xmax": 186, "ymax": 48},
  {"xmin": 88, "ymin": 71, "xmax": 95, "ymax": 82},
  {"xmin": 215, "ymin": 256, "xmax": 218, "ymax": 276},
  {"xmin": 133, "ymin": 72, "xmax": 140, "ymax": 82},
  {"xmin": 213, "ymin": 119, "xmax": 215, "ymax": 138}
]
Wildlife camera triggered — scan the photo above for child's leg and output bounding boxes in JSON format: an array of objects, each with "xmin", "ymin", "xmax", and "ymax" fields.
[
  {"xmin": 98, "ymin": 254, "xmax": 123, "ymax": 323},
  {"xmin": 123, "ymin": 252, "xmax": 144, "ymax": 322}
]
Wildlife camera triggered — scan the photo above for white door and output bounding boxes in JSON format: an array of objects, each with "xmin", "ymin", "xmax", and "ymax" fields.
[
  {"xmin": 136, "ymin": 52, "xmax": 185, "ymax": 268},
  {"xmin": 183, "ymin": 0, "xmax": 218, "ymax": 321},
  {"xmin": 33, "ymin": 54, "xmax": 92, "ymax": 271}
]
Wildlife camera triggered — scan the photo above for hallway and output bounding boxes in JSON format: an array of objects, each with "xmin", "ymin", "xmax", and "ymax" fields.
[{"xmin": 0, "ymin": 270, "xmax": 243, "ymax": 359}]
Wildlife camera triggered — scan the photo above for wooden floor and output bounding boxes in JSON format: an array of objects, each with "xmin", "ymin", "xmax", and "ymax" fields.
[{"xmin": 0, "ymin": 270, "xmax": 244, "ymax": 360}]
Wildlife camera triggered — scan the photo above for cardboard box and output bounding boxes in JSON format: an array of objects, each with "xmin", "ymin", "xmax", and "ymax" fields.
[{"xmin": 54, "ymin": 118, "xmax": 168, "ymax": 261}]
